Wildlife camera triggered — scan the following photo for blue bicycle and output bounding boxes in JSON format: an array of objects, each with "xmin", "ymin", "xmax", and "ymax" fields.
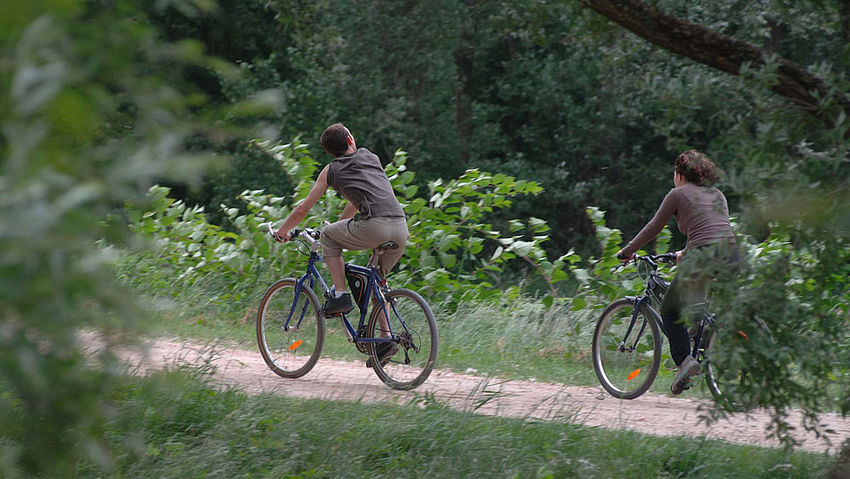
[{"xmin": 257, "ymin": 225, "xmax": 438, "ymax": 390}]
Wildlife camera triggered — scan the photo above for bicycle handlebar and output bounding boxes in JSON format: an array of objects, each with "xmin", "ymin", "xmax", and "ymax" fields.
[
  {"xmin": 614, "ymin": 252, "xmax": 677, "ymax": 271},
  {"xmin": 262, "ymin": 223, "xmax": 321, "ymax": 244}
]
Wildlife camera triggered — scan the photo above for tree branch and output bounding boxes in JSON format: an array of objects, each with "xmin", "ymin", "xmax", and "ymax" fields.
[{"xmin": 581, "ymin": 0, "xmax": 850, "ymax": 128}]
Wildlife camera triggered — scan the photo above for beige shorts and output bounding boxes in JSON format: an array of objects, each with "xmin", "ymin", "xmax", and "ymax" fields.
[{"xmin": 322, "ymin": 216, "xmax": 409, "ymax": 276}]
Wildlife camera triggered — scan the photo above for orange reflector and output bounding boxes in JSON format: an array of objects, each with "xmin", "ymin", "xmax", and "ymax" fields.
[
  {"xmin": 626, "ymin": 369, "xmax": 641, "ymax": 381},
  {"xmin": 288, "ymin": 340, "xmax": 303, "ymax": 351},
  {"xmin": 736, "ymin": 330, "xmax": 749, "ymax": 340}
]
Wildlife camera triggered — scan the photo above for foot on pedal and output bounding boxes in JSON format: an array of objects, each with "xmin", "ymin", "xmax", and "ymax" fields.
[
  {"xmin": 366, "ymin": 341, "xmax": 399, "ymax": 368},
  {"xmin": 323, "ymin": 292, "xmax": 354, "ymax": 316},
  {"xmin": 670, "ymin": 355, "xmax": 700, "ymax": 395}
]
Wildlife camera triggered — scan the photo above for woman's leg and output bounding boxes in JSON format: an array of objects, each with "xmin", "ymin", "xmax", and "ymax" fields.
[
  {"xmin": 661, "ymin": 251, "xmax": 711, "ymax": 366},
  {"xmin": 659, "ymin": 275, "xmax": 693, "ymax": 367}
]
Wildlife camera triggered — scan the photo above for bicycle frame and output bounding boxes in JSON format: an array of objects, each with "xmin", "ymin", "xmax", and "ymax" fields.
[
  {"xmin": 621, "ymin": 256, "xmax": 714, "ymax": 360},
  {"xmin": 622, "ymin": 289, "xmax": 662, "ymax": 351},
  {"xmin": 286, "ymin": 237, "xmax": 396, "ymax": 347},
  {"xmin": 594, "ymin": 253, "xmax": 747, "ymax": 400}
]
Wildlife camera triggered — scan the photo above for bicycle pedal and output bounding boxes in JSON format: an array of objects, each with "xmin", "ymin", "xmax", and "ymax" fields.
[
  {"xmin": 365, "ymin": 345, "xmax": 398, "ymax": 369},
  {"xmin": 365, "ymin": 357, "xmax": 391, "ymax": 368},
  {"xmin": 671, "ymin": 378, "xmax": 693, "ymax": 395}
]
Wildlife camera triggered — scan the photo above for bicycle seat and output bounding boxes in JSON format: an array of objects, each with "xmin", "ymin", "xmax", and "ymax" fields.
[{"xmin": 375, "ymin": 241, "xmax": 399, "ymax": 253}]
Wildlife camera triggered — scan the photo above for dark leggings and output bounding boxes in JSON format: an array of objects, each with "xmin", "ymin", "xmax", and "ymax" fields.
[{"xmin": 660, "ymin": 244, "xmax": 741, "ymax": 366}]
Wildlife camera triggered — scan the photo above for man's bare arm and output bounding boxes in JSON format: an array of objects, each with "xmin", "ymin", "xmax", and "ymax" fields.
[{"xmin": 275, "ymin": 165, "xmax": 330, "ymax": 239}]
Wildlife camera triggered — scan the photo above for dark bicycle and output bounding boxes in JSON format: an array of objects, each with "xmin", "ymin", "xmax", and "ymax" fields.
[
  {"xmin": 256, "ymin": 225, "xmax": 438, "ymax": 390},
  {"xmin": 591, "ymin": 253, "xmax": 768, "ymax": 405}
]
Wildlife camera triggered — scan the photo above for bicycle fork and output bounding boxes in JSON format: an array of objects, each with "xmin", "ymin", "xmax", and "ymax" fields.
[
  {"xmin": 283, "ymin": 281, "xmax": 312, "ymax": 333},
  {"xmin": 620, "ymin": 297, "xmax": 650, "ymax": 353}
]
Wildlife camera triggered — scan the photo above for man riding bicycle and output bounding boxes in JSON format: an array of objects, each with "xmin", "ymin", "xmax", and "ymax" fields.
[
  {"xmin": 273, "ymin": 123, "xmax": 409, "ymax": 359},
  {"xmin": 617, "ymin": 150, "xmax": 741, "ymax": 394}
]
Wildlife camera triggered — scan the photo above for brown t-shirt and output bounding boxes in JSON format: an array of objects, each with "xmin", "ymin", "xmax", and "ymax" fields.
[
  {"xmin": 326, "ymin": 147, "xmax": 405, "ymax": 219},
  {"xmin": 622, "ymin": 182, "xmax": 736, "ymax": 257}
]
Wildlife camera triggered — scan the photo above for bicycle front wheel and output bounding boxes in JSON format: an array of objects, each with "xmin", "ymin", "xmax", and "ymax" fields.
[
  {"xmin": 366, "ymin": 288, "xmax": 438, "ymax": 390},
  {"xmin": 257, "ymin": 278, "xmax": 324, "ymax": 378},
  {"xmin": 592, "ymin": 298, "xmax": 662, "ymax": 399}
]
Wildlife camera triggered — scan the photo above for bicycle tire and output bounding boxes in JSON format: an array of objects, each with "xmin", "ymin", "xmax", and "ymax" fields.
[
  {"xmin": 592, "ymin": 298, "xmax": 662, "ymax": 399},
  {"xmin": 366, "ymin": 288, "xmax": 438, "ymax": 390},
  {"xmin": 704, "ymin": 317, "xmax": 772, "ymax": 410},
  {"xmin": 257, "ymin": 278, "xmax": 324, "ymax": 378}
]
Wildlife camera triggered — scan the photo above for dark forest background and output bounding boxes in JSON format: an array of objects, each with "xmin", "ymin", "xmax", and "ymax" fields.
[{"xmin": 146, "ymin": 0, "xmax": 848, "ymax": 255}]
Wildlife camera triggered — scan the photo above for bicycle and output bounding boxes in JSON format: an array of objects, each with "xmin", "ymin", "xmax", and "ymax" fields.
[
  {"xmin": 256, "ymin": 224, "xmax": 438, "ymax": 390},
  {"xmin": 591, "ymin": 253, "xmax": 768, "ymax": 406}
]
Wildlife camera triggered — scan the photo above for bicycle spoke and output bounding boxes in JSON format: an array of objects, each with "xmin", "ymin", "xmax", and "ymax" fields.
[
  {"xmin": 367, "ymin": 289, "xmax": 437, "ymax": 390},
  {"xmin": 257, "ymin": 279, "xmax": 324, "ymax": 378},
  {"xmin": 592, "ymin": 299, "xmax": 662, "ymax": 399}
]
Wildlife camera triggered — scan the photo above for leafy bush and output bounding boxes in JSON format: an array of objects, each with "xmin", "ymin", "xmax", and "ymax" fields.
[
  {"xmin": 126, "ymin": 140, "xmax": 592, "ymax": 305},
  {"xmin": 0, "ymin": 0, "xmax": 249, "ymax": 475},
  {"xmin": 705, "ymin": 227, "xmax": 850, "ymax": 444}
]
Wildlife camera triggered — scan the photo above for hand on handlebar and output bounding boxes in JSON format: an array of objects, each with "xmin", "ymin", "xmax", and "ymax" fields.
[
  {"xmin": 616, "ymin": 250, "xmax": 634, "ymax": 262},
  {"xmin": 265, "ymin": 223, "xmax": 292, "ymax": 243},
  {"xmin": 267, "ymin": 224, "xmax": 283, "ymax": 242}
]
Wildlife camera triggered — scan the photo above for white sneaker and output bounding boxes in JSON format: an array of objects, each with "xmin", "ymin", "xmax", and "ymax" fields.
[{"xmin": 671, "ymin": 355, "xmax": 701, "ymax": 395}]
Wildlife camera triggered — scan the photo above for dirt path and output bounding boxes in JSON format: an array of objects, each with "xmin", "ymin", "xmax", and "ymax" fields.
[{"xmin": 121, "ymin": 337, "xmax": 848, "ymax": 454}]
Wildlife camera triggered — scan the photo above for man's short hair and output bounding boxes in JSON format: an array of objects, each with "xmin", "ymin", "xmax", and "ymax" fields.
[{"xmin": 321, "ymin": 123, "xmax": 350, "ymax": 157}]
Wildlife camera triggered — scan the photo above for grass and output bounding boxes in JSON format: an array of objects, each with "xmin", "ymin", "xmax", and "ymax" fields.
[
  {"xmin": 104, "ymin": 265, "xmax": 850, "ymax": 477},
  {"xmin": 73, "ymin": 368, "xmax": 829, "ymax": 478}
]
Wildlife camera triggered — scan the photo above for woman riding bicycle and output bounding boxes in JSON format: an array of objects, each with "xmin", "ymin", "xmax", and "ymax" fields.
[{"xmin": 616, "ymin": 150, "xmax": 740, "ymax": 395}]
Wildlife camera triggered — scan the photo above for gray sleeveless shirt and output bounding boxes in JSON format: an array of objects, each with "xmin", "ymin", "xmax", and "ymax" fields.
[{"xmin": 326, "ymin": 148, "xmax": 405, "ymax": 219}]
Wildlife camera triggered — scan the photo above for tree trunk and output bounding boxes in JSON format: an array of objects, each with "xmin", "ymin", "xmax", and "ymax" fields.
[
  {"xmin": 454, "ymin": 0, "xmax": 477, "ymax": 163},
  {"xmin": 581, "ymin": 0, "xmax": 850, "ymax": 128},
  {"xmin": 841, "ymin": 0, "xmax": 850, "ymax": 43}
]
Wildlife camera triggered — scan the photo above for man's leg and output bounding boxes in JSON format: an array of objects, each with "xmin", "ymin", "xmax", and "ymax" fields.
[
  {"xmin": 322, "ymin": 221, "xmax": 359, "ymax": 295},
  {"xmin": 326, "ymin": 255, "xmax": 347, "ymax": 294},
  {"xmin": 372, "ymin": 219, "xmax": 408, "ymax": 338},
  {"xmin": 320, "ymin": 222, "xmax": 355, "ymax": 313}
]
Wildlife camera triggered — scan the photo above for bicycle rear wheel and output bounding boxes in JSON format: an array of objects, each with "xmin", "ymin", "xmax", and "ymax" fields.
[
  {"xmin": 257, "ymin": 278, "xmax": 324, "ymax": 378},
  {"xmin": 366, "ymin": 288, "xmax": 438, "ymax": 390},
  {"xmin": 704, "ymin": 317, "xmax": 772, "ymax": 410},
  {"xmin": 592, "ymin": 298, "xmax": 662, "ymax": 399}
]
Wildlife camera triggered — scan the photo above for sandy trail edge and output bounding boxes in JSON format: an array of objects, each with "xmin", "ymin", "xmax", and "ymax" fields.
[{"xmin": 102, "ymin": 336, "xmax": 848, "ymax": 454}]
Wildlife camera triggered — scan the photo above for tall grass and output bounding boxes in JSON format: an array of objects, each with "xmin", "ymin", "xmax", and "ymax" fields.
[{"xmin": 70, "ymin": 368, "xmax": 827, "ymax": 478}]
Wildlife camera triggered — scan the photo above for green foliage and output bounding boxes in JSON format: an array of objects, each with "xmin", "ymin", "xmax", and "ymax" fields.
[
  {"xmin": 3, "ymin": 0, "xmax": 848, "ymax": 472},
  {"xmin": 0, "ymin": 0, "xmax": 267, "ymax": 475},
  {"xmin": 123, "ymin": 141, "xmax": 329, "ymax": 304},
  {"xmin": 147, "ymin": 0, "xmax": 849, "ymax": 258},
  {"xmin": 385, "ymin": 152, "xmax": 549, "ymax": 302},
  {"xmin": 125, "ymin": 142, "xmax": 552, "ymax": 304},
  {"xmin": 705, "ymin": 227, "xmax": 850, "ymax": 443}
]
